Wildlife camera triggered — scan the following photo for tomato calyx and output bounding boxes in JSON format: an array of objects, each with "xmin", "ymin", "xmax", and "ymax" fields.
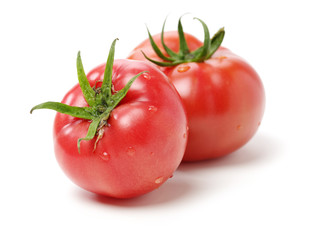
[
  {"xmin": 142, "ymin": 16, "xmax": 225, "ymax": 67},
  {"xmin": 30, "ymin": 39, "xmax": 146, "ymax": 153}
]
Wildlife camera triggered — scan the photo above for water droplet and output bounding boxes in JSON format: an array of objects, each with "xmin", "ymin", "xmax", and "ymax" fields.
[
  {"xmin": 148, "ymin": 105, "xmax": 158, "ymax": 113},
  {"xmin": 177, "ymin": 65, "xmax": 190, "ymax": 73},
  {"xmin": 216, "ymin": 55, "xmax": 227, "ymax": 61},
  {"xmin": 155, "ymin": 176, "xmax": 164, "ymax": 184},
  {"xmin": 236, "ymin": 125, "xmax": 243, "ymax": 130},
  {"xmin": 142, "ymin": 72, "xmax": 151, "ymax": 80},
  {"xmin": 127, "ymin": 146, "xmax": 136, "ymax": 156},
  {"xmin": 99, "ymin": 152, "xmax": 110, "ymax": 162}
]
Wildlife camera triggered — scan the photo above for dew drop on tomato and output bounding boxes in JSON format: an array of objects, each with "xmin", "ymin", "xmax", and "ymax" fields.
[
  {"xmin": 126, "ymin": 146, "xmax": 136, "ymax": 156},
  {"xmin": 148, "ymin": 105, "xmax": 158, "ymax": 113},
  {"xmin": 236, "ymin": 125, "xmax": 243, "ymax": 130},
  {"xmin": 142, "ymin": 72, "xmax": 151, "ymax": 80},
  {"xmin": 99, "ymin": 152, "xmax": 110, "ymax": 162},
  {"xmin": 216, "ymin": 55, "xmax": 227, "ymax": 61},
  {"xmin": 154, "ymin": 176, "xmax": 164, "ymax": 184},
  {"xmin": 177, "ymin": 65, "xmax": 190, "ymax": 73}
]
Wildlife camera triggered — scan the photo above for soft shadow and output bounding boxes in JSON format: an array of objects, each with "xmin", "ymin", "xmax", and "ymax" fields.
[
  {"xmin": 178, "ymin": 133, "xmax": 282, "ymax": 172},
  {"xmin": 73, "ymin": 133, "xmax": 281, "ymax": 207},
  {"xmin": 73, "ymin": 177, "xmax": 193, "ymax": 208}
]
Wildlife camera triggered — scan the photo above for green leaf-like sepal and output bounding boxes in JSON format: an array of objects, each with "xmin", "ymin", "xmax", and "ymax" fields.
[
  {"xmin": 143, "ymin": 16, "xmax": 225, "ymax": 66},
  {"xmin": 192, "ymin": 18, "xmax": 210, "ymax": 62},
  {"xmin": 208, "ymin": 27, "xmax": 225, "ymax": 58},
  {"xmin": 31, "ymin": 39, "xmax": 146, "ymax": 153},
  {"xmin": 147, "ymin": 27, "xmax": 174, "ymax": 62},
  {"xmin": 161, "ymin": 17, "xmax": 180, "ymax": 59},
  {"xmin": 30, "ymin": 102, "xmax": 94, "ymax": 119},
  {"xmin": 177, "ymin": 16, "xmax": 190, "ymax": 57},
  {"xmin": 100, "ymin": 38, "xmax": 118, "ymax": 102},
  {"xmin": 77, "ymin": 52, "xmax": 96, "ymax": 107},
  {"xmin": 77, "ymin": 117, "xmax": 101, "ymax": 152}
]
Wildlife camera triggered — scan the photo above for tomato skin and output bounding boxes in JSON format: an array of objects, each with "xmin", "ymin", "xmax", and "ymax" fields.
[
  {"xmin": 128, "ymin": 33, "xmax": 265, "ymax": 161},
  {"xmin": 53, "ymin": 59, "xmax": 188, "ymax": 198}
]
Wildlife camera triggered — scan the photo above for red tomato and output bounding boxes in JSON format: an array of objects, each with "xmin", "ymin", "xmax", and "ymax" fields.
[
  {"xmin": 128, "ymin": 21, "xmax": 265, "ymax": 161},
  {"xmin": 32, "ymin": 42, "xmax": 188, "ymax": 198},
  {"xmin": 54, "ymin": 60, "xmax": 187, "ymax": 198}
]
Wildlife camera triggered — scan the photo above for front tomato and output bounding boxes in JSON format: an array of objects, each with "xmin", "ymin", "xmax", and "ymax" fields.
[
  {"xmin": 128, "ymin": 17, "xmax": 265, "ymax": 161},
  {"xmin": 32, "ymin": 40, "xmax": 187, "ymax": 198}
]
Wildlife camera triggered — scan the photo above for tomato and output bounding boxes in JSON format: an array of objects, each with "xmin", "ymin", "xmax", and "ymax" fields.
[
  {"xmin": 31, "ymin": 40, "xmax": 188, "ymax": 198},
  {"xmin": 128, "ymin": 18, "xmax": 265, "ymax": 161}
]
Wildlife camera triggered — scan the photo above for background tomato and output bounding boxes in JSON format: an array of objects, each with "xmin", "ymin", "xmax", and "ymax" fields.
[{"xmin": 128, "ymin": 19, "xmax": 265, "ymax": 161}]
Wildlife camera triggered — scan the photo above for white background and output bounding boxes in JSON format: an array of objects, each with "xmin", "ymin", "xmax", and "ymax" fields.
[{"xmin": 1, "ymin": 0, "xmax": 319, "ymax": 239}]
